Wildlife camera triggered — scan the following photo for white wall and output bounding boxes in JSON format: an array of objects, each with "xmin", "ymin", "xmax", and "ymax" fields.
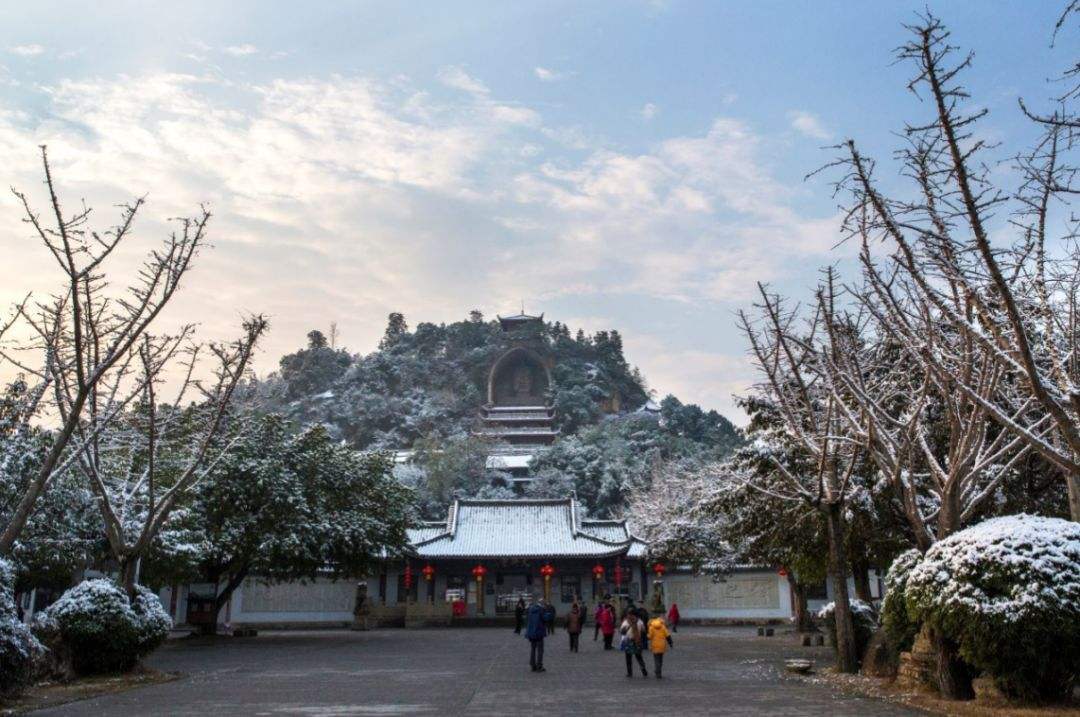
[{"xmin": 664, "ymin": 570, "xmax": 793, "ymax": 621}]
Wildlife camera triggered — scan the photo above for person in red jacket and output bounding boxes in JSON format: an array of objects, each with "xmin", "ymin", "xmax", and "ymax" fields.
[
  {"xmin": 598, "ymin": 602, "xmax": 616, "ymax": 650},
  {"xmin": 667, "ymin": 602, "xmax": 681, "ymax": 633}
]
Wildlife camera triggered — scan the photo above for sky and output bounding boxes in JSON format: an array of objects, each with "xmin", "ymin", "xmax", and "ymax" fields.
[{"xmin": 0, "ymin": 1, "xmax": 1070, "ymax": 421}]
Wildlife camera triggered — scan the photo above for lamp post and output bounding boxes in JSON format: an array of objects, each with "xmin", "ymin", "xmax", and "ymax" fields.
[
  {"xmin": 540, "ymin": 563, "xmax": 555, "ymax": 602},
  {"xmin": 592, "ymin": 563, "xmax": 604, "ymax": 601},
  {"xmin": 422, "ymin": 564, "xmax": 435, "ymax": 603},
  {"xmin": 471, "ymin": 564, "xmax": 488, "ymax": 615}
]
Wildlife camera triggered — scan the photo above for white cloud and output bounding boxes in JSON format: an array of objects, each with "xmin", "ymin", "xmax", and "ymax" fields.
[
  {"xmin": 437, "ymin": 65, "xmax": 489, "ymax": 96},
  {"xmin": 534, "ymin": 67, "xmax": 564, "ymax": 82},
  {"xmin": 788, "ymin": 110, "xmax": 831, "ymax": 140},
  {"xmin": 223, "ymin": 44, "xmax": 259, "ymax": 57},
  {"xmin": 8, "ymin": 44, "xmax": 44, "ymax": 57},
  {"xmin": 0, "ymin": 71, "xmax": 839, "ymax": 418},
  {"xmin": 640, "ymin": 102, "xmax": 659, "ymax": 121}
]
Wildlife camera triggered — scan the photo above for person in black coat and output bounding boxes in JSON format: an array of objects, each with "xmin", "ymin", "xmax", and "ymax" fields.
[{"xmin": 542, "ymin": 601, "xmax": 556, "ymax": 635}]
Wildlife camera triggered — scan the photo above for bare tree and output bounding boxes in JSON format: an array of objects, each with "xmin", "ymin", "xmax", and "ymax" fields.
[
  {"xmin": 0, "ymin": 147, "xmax": 212, "ymax": 554},
  {"xmin": 72, "ymin": 318, "xmax": 266, "ymax": 595},
  {"xmin": 738, "ymin": 279, "xmax": 864, "ymax": 674},
  {"xmin": 816, "ymin": 236, "xmax": 1035, "ymax": 550},
  {"xmin": 829, "ymin": 16, "xmax": 1080, "ymax": 523}
]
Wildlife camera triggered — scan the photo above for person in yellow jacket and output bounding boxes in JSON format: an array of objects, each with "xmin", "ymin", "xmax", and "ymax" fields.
[{"xmin": 646, "ymin": 616, "xmax": 674, "ymax": 679}]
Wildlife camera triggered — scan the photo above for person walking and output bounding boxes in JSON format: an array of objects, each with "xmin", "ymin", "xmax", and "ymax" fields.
[
  {"xmin": 667, "ymin": 602, "xmax": 680, "ymax": 633},
  {"xmin": 542, "ymin": 601, "xmax": 556, "ymax": 636},
  {"xmin": 647, "ymin": 615, "xmax": 674, "ymax": 678},
  {"xmin": 593, "ymin": 600, "xmax": 604, "ymax": 642},
  {"xmin": 514, "ymin": 597, "xmax": 526, "ymax": 634},
  {"xmin": 525, "ymin": 596, "xmax": 546, "ymax": 673},
  {"xmin": 566, "ymin": 601, "xmax": 583, "ymax": 652},
  {"xmin": 598, "ymin": 602, "xmax": 616, "ymax": 650},
  {"xmin": 620, "ymin": 610, "xmax": 648, "ymax": 677}
]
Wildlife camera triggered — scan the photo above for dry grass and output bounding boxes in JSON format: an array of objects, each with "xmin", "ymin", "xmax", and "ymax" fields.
[
  {"xmin": 0, "ymin": 666, "xmax": 179, "ymax": 715},
  {"xmin": 818, "ymin": 670, "xmax": 1080, "ymax": 717}
]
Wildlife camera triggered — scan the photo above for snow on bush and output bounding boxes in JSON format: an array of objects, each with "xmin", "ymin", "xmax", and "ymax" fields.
[
  {"xmin": 817, "ymin": 598, "xmax": 877, "ymax": 661},
  {"xmin": 0, "ymin": 557, "xmax": 40, "ymax": 694},
  {"xmin": 34, "ymin": 579, "xmax": 171, "ymax": 675},
  {"xmin": 905, "ymin": 514, "xmax": 1080, "ymax": 701},
  {"xmin": 880, "ymin": 548, "xmax": 921, "ymax": 654}
]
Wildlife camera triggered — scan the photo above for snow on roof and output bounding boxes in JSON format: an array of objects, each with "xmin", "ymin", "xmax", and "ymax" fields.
[
  {"xmin": 485, "ymin": 454, "xmax": 533, "ymax": 470},
  {"xmin": 412, "ymin": 498, "xmax": 640, "ymax": 559}
]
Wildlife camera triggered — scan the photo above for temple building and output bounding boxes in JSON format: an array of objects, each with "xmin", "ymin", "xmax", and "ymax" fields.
[{"xmin": 158, "ymin": 496, "xmax": 828, "ymax": 630}]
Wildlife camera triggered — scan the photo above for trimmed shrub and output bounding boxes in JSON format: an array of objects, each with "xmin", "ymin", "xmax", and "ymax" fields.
[
  {"xmin": 881, "ymin": 548, "xmax": 921, "ymax": 654},
  {"xmin": 905, "ymin": 514, "xmax": 1080, "ymax": 702},
  {"xmin": 818, "ymin": 598, "xmax": 877, "ymax": 662},
  {"xmin": 33, "ymin": 579, "xmax": 171, "ymax": 675},
  {"xmin": 0, "ymin": 558, "xmax": 40, "ymax": 695}
]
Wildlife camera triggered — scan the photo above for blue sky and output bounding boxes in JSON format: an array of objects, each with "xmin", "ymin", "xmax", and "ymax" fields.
[{"xmin": 0, "ymin": 1, "xmax": 1069, "ymax": 419}]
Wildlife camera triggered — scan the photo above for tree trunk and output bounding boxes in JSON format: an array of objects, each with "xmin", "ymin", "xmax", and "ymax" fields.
[
  {"xmin": 930, "ymin": 627, "xmax": 973, "ymax": 700},
  {"xmin": 1067, "ymin": 471, "xmax": 1080, "ymax": 523},
  {"xmin": 851, "ymin": 555, "xmax": 873, "ymax": 603},
  {"xmin": 119, "ymin": 556, "xmax": 139, "ymax": 598},
  {"xmin": 209, "ymin": 565, "xmax": 250, "ymax": 635},
  {"xmin": 825, "ymin": 504, "xmax": 859, "ymax": 673},
  {"xmin": 787, "ymin": 573, "xmax": 812, "ymax": 632}
]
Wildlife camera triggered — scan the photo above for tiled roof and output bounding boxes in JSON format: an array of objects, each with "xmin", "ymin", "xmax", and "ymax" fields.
[{"xmin": 411, "ymin": 498, "xmax": 640, "ymax": 559}]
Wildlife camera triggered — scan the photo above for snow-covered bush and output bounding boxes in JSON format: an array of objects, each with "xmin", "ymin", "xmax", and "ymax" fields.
[
  {"xmin": 818, "ymin": 598, "xmax": 877, "ymax": 661},
  {"xmin": 905, "ymin": 515, "xmax": 1080, "ymax": 701},
  {"xmin": 34, "ymin": 579, "xmax": 171, "ymax": 675},
  {"xmin": 0, "ymin": 557, "xmax": 40, "ymax": 694},
  {"xmin": 881, "ymin": 548, "xmax": 921, "ymax": 654}
]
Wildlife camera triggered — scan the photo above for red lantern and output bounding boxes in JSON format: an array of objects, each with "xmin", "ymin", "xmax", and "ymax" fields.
[
  {"xmin": 777, "ymin": 566, "xmax": 788, "ymax": 578},
  {"xmin": 539, "ymin": 563, "xmax": 555, "ymax": 578},
  {"xmin": 592, "ymin": 563, "xmax": 605, "ymax": 579},
  {"xmin": 403, "ymin": 563, "xmax": 413, "ymax": 590},
  {"xmin": 652, "ymin": 562, "xmax": 667, "ymax": 577},
  {"xmin": 422, "ymin": 564, "xmax": 435, "ymax": 581},
  {"xmin": 471, "ymin": 564, "xmax": 488, "ymax": 580},
  {"xmin": 613, "ymin": 558, "xmax": 623, "ymax": 587}
]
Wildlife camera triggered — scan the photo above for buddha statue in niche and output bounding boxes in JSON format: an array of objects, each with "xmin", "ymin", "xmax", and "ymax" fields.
[{"xmin": 512, "ymin": 365, "xmax": 534, "ymax": 399}]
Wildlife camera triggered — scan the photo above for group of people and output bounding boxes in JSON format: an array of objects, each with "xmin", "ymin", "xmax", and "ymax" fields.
[{"xmin": 515, "ymin": 594, "xmax": 681, "ymax": 678}]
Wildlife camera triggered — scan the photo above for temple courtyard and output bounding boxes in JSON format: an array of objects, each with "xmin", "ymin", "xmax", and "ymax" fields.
[{"xmin": 35, "ymin": 627, "xmax": 922, "ymax": 716}]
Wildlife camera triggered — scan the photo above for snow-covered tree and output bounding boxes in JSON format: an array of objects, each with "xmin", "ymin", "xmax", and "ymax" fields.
[
  {"xmin": 624, "ymin": 461, "xmax": 735, "ymax": 578},
  {"xmin": 0, "ymin": 148, "xmax": 219, "ymax": 554},
  {"xmin": 72, "ymin": 318, "xmax": 266, "ymax": 596},
  {"xmin": 830, "ymin": 15, "xmax": 1080, "ymax": 522},
  {"xmin": 152, "ymin": 416, "xmax": 411, "ymax": 632},
  {"xmin": 737, "ymin": 281, "xmax": 867, "ymax": 673}
]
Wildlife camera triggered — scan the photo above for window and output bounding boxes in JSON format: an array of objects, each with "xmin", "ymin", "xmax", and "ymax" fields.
[{"xmin": 559, "ymin": 576, "xmax": 581, "ymax": 604}]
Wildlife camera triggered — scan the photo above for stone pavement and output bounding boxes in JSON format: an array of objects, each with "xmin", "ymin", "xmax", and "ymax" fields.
[{"xmin": 37, "ymin": 626, "xmax": 923, "ymax": 716}]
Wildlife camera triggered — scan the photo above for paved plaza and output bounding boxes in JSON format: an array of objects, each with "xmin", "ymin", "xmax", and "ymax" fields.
[{"xmin": 38, "ymin": 626, "xmax": 922, "ymax": 716}]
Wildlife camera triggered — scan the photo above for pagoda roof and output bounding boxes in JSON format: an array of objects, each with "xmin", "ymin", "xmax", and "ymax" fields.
[
  {"xmin": 497, "ymin": 312, "xmax": 544, "ymax": 331},
  {"xmin": 406, "ymin": 497, "xmax": 644, "ymax": 560}
]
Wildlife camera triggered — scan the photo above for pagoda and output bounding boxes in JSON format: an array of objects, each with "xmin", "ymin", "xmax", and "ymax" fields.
[{"xmin": 476, "ymin": 312, "xmax": 559, "ymax": 466}]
